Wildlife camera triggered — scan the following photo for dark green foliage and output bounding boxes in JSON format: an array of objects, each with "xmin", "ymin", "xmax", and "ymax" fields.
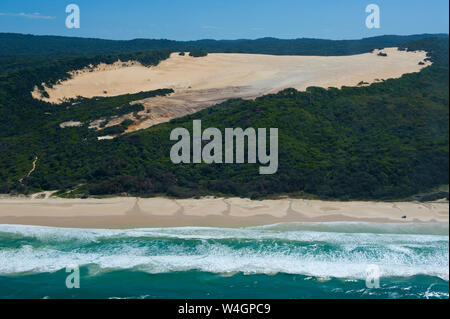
[
  {"xmin": 98, "ymin": 119, "xmax": 136, "ymax": 136},
  {"xmin": 0, "ymin": 35, "xmax": 448, "ymax": 200},
  {"xmin": 189, "ymin": 50, "xmax": 208, "ymax": 57},
  {"xmin": 121, "ymin": 119, "xmax": 135, "ymax": 127},
  {"xmin": 100, "ymin": 125, "xmax": 126, "ymax": 136},
  {"xmin": 414, "ymin": 191, "xmax": 449, "ymax": 202},
  {"xmin": 1, "ymin": 33, "xmax": 447, "ymax": 57}
]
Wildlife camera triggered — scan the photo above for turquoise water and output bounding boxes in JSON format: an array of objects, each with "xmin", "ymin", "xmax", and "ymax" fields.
[{"xmin": 0, "ymin": 222, "xmax": 448, "ymax": 299}]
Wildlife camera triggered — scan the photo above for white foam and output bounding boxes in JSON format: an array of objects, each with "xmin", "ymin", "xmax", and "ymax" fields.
[
  {"xmin": 1, "ymin": 223, "xmax": 447, "ymax": 243},
  {"xmin": 0, "ymin": 223, "xmax": 448, "ymax": 280}
]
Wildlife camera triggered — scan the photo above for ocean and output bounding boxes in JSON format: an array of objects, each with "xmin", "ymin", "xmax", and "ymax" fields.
[{"xmin": 0, "ymin": 222, "xmax": 448, "ymax": 299}]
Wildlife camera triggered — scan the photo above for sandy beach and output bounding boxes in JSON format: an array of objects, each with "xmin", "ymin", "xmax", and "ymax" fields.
[
  {"xmin": 32, "ymin": 48, "xmax": 430, "ymax": 133},
  {"xmin": 0, "ymin": 196, "xmax": 447, "ymax": 228}
]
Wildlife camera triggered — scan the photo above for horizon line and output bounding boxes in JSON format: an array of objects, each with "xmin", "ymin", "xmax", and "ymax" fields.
[{"xmin": 1, "ymin": 31, "xmax": 449, "ymax": 43}]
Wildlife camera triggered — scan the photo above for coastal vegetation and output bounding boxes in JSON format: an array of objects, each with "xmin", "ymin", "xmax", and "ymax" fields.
[
  {"xmin": 189, "ymin": 50, "xmax": 208, "ymax": 57},
  {"xmin": 0, "ymin": 35, "xmax": 448, "ymax": 200}
]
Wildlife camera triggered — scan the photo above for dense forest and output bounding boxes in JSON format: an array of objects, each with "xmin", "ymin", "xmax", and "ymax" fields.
[
  {"xmin": 0, "ymin": 50, "xmax": 172, "ymax": 138},
  {"xmin": 1, "ymin": 33, "xmax": 447, "ymax": 57},
  {"xmin": 0, "ymin": 34, "xmax": 448, "ymax": 200}
]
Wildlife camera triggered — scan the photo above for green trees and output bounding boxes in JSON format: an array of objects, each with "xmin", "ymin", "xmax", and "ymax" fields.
[
  {"xmin": 0, "ymin": 36, "xmax": 448, "ymax": 200},
  {"xmin": 189, "ymin": 50, "xmax": 208, "ymax": 57},
  {"xmin": 1, "ymin": 33, "xmax": 447, "ymax": 57}
]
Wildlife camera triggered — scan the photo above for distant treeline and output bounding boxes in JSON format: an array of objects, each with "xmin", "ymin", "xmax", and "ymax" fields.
[
  {"xmin": 0, "ymin": 36, "xmax": 448, "ymax": 200},
  {"xmin": 1, "ymin": 33, "xmax": 448, "ymax": 57}
]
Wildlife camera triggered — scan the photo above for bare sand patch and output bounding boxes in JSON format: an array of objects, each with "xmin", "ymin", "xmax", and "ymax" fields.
[
  {"xmin": 227, "ymin": 198, "xmax": 290, "ymax": 218},
  {"xmin": 291, "ymin": 200, "xmax": 449, "ymax": 223},
  {"xmin": 59, "ymin": 121, "xmax": 82, "ymax": 128},
  {"xmin": 175, "ymin": 198, "xmax": 228, "ymax": 216},
  {"xmin": 32, "ymin": 49, "xmax": 430, "ymax": 132},
  {"xmin": 138, "ymin": 197, "xmax": 179, "ymax": 216}
]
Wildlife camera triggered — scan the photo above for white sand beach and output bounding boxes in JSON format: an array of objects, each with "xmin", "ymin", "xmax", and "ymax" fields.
[{"xmin": 0, "ymin": 196, "xmax": 447, "ymax": 228}]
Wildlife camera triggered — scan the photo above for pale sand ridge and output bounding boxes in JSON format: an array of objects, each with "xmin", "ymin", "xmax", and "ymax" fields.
[{"xmin": 31, "ymin": 48, "xmax": 430, "ymax": 133}]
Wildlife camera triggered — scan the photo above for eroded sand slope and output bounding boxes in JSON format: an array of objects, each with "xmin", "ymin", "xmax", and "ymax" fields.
[{"xmin": 32, "ymin": 48, "xmax": 430, "ymax": 132}]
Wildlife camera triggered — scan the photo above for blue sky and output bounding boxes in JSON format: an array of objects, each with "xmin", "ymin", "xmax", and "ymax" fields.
[{"xmin": 0, "ymin": 0, "xmax": 448, "ymax": 40}]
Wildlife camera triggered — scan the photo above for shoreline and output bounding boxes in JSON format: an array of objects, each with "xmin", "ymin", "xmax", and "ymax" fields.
[{"xmin": 0, "ymin": 196, "xmax": 447, "ymax": 229}]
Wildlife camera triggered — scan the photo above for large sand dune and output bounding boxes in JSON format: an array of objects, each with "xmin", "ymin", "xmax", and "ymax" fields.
[{"xmin": 32, "ymin": 48, "xmax": 430, "ymax": 132}]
